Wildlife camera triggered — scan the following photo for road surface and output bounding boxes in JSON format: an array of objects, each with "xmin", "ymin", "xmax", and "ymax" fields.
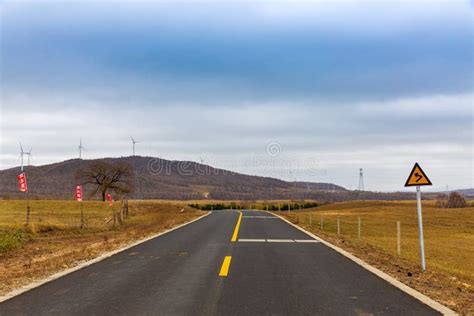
[{"xmin": 0, "ymin": 210, "xmax": 440, "ymax": 315}]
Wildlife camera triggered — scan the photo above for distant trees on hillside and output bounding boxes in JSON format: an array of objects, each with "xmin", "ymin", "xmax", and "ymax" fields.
[
  {"xmin": 75, "ymin": 161, "xmax": 135, "ymax": 201},
  {"xmin": 188, "ymin": 201, "xmax": 319, "ymax": 211}
]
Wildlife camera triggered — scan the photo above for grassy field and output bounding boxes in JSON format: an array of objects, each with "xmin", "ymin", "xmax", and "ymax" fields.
[
  {"xmin": 279, "ymin": 200, "xmax": 474, "ymax": 314},
  {"xmin": 0, "ymin": 200, "xmax": 205, "ymax": 295}
]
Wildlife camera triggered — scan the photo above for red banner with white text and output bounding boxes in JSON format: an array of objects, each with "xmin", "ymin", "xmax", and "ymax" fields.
[
  {"xmin": 75, "ymin": 185, "xmax": 83, "ymax": 202},
  {"xmin": 17, "ymin": 172, "xmax": 28, "ymax": 192},
  {"xmin": 106, "ymin": 193, "xmax": 113, "ymax": 207}
]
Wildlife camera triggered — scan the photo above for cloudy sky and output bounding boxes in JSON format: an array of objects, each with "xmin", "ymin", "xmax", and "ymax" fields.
[{"xmin": 0, "ymin": 0, "xmax": 473, "ymax": 191}]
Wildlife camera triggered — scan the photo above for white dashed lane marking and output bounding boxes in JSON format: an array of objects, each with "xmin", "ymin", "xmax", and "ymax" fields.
[
  {"xmin": 238, "ymin": 239, "xmax": 320, "ymax": 243},
  {"xmin": 238, "ymin": 239, "xmax": 267, "ymax": 242}
]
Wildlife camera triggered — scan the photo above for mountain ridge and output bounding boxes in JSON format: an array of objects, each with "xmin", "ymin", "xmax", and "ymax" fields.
[
  {"xmin": 0, "ymin": 156, "xmax": 347, "ymax": 200},
  {"xmin": 0, "ymin": 156, "xmax": 437, "ymax": 201}
]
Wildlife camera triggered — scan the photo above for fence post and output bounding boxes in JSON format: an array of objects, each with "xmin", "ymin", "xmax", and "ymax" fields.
[
  {"xmin": 397, "ymin": 221, "xmax": 401, "ymax": 255},
  {"xmin": 337, "ymin": 217, "xmax": 340, "ymax": 236},
  {"xmin": 358, "ymin": 216, "xmax": 361, "ymax": 239},
  {"xmin": 320, "ymin": 214, "xmax": 324, "ymax": 230}
]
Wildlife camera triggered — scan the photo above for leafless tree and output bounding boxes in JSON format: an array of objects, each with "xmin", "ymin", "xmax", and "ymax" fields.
[
  {"xmin": 446, "ymin": 192, "xmax": 467, "ymax": 208},
  {"xmin": 75, "ymin": 161, "xmax": 134, "ymax": 201},
  {"xmin": 437, "ymin": 191, "xmax": 467, "ymax": 209}
]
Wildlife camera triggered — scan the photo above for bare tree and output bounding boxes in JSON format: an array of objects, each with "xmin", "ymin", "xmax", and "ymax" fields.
[
  {"xmin": 76, "ymin": 161, "xmax": 135, "ymax": 201},
  {"xmin": 446, "ymin": 192, "xmax": 467, "ymax": 208}
]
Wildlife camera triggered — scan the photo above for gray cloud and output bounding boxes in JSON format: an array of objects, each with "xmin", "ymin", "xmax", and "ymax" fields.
[
  {"xmin": 1, "ymin": 92, "xmax": 472, "ymax": 191},
  {"xmin": 0, "ymin": 1, "xmax": 473, "ymax": 191}
]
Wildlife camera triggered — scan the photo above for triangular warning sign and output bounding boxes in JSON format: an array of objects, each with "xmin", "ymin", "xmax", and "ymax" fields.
[{"xmin": 405, "ymin": 163, "xmax": 432, "ymax": 187}]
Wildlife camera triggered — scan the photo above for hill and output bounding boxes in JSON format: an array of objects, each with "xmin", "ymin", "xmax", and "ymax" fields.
[
  {"xmin": 455, "ymin": 188, "xmax": 474, "ymax": 198},
  {"xmin": 0, "ymin": 156, "xmax": 413, "ymax": 201}
]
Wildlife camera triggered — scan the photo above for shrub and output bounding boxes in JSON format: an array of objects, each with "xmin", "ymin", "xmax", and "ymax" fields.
[
  {"xmin": 437, "ymin": 192, "xmax": 467, "ymax": 209},
  {"xmin": 0, "ymin": 229, "xmax": 24, "ymax": 252},
  {"xmin": 446, "ymin": 192, "xmax": 467, "ymax": 208}
]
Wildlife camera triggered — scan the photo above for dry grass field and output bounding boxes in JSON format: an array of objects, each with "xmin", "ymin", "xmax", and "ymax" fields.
[
  {"xmin": 0, "ymin": 200, "xmax": 205, "ymax": 295},
  {"xmin": 279, "ymin": 200, "xmax": 474, "ymax": 314},
  {"xmin": 1, "ymin": 198, "xmax": 472, "ymax": 313}
]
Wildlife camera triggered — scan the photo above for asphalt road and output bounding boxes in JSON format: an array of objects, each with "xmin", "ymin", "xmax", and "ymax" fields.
[{"xmin": 0, "ymin": 210, "xmax": 440, "ymax": 315}]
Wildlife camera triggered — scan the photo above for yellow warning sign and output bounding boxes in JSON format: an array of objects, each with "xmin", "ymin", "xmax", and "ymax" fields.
[{"xmin": 405, "ymin": 163, "xmax": 432, "ymax": 187}]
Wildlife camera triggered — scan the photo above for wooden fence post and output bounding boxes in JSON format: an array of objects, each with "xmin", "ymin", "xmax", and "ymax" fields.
[
  {"xmin": 337, "ymin": 217, "xmax": 340, "ymax": 236},
  {"xmin": 358, "ymin": 216, "xmax": 361, "ymax": 239},
  {"xmin": 397, "ymin": 221, "xmax": 401, "ymax": 255}
]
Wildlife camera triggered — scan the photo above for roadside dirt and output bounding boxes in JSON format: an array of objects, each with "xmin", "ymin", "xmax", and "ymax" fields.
[{"xmin": 0, "ymin": 204, "xmax": 205, "ymax": 297}]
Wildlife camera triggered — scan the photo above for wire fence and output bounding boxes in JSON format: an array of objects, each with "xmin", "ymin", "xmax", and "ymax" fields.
[
  {"xmin": 281, "ymin": 207, "xmax": 474, "ymax": 284},
  {"xmin": 0, "ymin": 200, "xmax": 130, "ymax": 232}
]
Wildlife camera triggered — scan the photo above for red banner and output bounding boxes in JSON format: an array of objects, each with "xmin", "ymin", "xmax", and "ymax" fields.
[
  {"xmin": 106, "ymin": 193, "xmax": 113, "ymax": 206},
  {"xmin": 17, "ymin": 172, "xmax": 28, "ymax": 192},
  {"xmin": 75, "ymin": 185, "xmax": 83, "ymax": 202}
]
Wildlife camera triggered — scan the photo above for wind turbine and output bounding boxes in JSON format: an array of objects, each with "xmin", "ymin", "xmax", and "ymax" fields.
[
  {"xmin": 18, "ymin": 143, "xmax": 25, "ymax": 171},
  {"xmin": 130, "ymin": 136, "xmax": 140, "ymax": 156},
  {"xmin": 78, "ymin": 138, "xmax": 86, "ymax": 159},
  {"xmin": 24, "ymin": 147, "xmax": 32, "ymax": 166}
]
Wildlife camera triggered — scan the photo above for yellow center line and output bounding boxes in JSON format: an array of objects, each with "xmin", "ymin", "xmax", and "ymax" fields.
[
  {"xmin": 219, "ymin": 256, "xmax": 232, "ymax": 277},
  {"xmin": 231, "ymin": 211, "xmax": 243, "ymax": 242}
]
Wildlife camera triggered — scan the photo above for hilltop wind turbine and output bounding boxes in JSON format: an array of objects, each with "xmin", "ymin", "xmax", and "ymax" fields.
[
  {"xmin": 78, "ymin": 138, "xmax": 86, "ymax": 159},
  {"xmin": 24, "ymin": 147, "xmax": 32, "ymax": 166},
  {"xmin": 18, "ymin": 143, "xmax": 25, "ymax": 171},
  {"xmin": 358, "ymin": 168, "xmax": 364, "ymax": 191},
  {"xmin": 130, "ymin": 136, "xmax": 140, "ymax": 156}
]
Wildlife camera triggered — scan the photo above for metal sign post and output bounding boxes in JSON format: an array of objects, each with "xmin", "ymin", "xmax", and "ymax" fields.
[
  {"xmin": 416, "ymin": 186, "xmax": 426, "ymax": 271},
  {"xmin": 405, "ymin": 162, "xmax": 432, "ymax": 271}
]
